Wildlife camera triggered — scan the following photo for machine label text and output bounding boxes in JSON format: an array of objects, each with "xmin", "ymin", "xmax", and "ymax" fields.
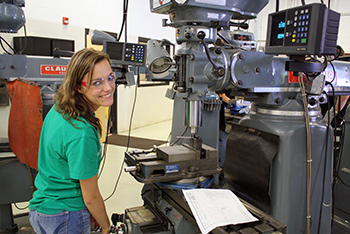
[
  {"xmin": 165, "ymin": 164, "xmax": 179, "ymax": 173},
  {"xmin": 41, "ymin": 65, "xmax": 67, "ymax": 75}
]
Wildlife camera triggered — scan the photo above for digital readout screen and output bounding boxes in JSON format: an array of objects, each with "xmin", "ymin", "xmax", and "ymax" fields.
[{"xmin": 269, "ymin": 12, "xmax": 286, "ymax": 46}]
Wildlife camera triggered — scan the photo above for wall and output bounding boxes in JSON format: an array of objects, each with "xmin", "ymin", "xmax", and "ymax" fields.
[
  {"xmin": 0, "ymin": 0, "xmax": 175, "ymax": 136},
  {"xmin": 0, "ymin": 0, "xmax": 349, "ymax": 136}
]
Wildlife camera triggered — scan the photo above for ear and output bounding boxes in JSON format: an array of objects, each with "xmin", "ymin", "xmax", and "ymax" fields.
[{"xmin": 77, "ymin": 85, "xmax": 84, "ymax": 94}]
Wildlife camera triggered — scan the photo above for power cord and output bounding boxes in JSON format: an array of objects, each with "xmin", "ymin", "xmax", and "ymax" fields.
[
  {"xmin": 298, "ymin": 72, "xmax": 312, "ymax": 234},
  {"xmin": 14, "ymin": 203, "xmax": 28, "ymax": 210},
  {"xmin": 117, "ymin": 0, "xmax": 129, "ymax": 42},
  {"xmin": 104, "ymin": 76, "xmax": 138, "ymax": 202},
  {"xmin": 18, "ymin": 24, "xmax": 27, "ymax": 54},
  {"xmin": 98, "ymin": 105, "xmax": 113, "ymax": 179},
  {"xmin": 0, "ymin": 36, "xmax": 17, "ymax": 54},
  {"xmin": 170, "ymin": 127, "xmax": 189, "ymax": 146},
  {"xmin": 102, "ymin": 0, "xmax": 130, "ymax": 201}
]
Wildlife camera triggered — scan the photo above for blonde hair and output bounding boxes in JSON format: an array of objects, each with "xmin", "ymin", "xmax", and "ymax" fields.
[{"xmin": 54, "ymin": 48, "xmax": 111, "ymax": 136}]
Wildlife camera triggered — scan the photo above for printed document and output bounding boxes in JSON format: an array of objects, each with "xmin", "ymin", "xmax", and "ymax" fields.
[{"xmin": 183, "ymin": 188, "xmax": 258, "ymax": 234}]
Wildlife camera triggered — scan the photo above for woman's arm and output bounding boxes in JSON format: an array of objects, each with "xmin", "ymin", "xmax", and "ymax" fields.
[
  {"xmin": 218, "ymin": 93, "xmax": 231, "ymax": 104},
  {"xmin": 80, "ymin": 175, "xmax": 110, "ymax": 233}
]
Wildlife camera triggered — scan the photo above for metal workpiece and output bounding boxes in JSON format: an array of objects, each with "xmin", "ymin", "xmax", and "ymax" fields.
[{"xmin": 124, "ymin": 143, "xmax": 220, "ymax": 184}]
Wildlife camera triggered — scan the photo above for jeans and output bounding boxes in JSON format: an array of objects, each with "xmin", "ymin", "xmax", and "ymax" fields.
[{"xmin": 29, "ymin": 209, "xmax": 91, "ymax": 234}]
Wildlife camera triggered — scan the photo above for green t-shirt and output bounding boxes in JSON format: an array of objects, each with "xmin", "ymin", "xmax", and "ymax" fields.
[{"xmin": 29, "ymin": 106, "xmax": 102, "ymax": 214}]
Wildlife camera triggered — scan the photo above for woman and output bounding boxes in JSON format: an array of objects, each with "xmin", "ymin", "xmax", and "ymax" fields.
[{"xmin": 29, "ymin": 48, "xmax": 115, "ymax": 234}]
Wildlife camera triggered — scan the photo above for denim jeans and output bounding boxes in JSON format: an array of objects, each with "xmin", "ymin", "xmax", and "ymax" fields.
[{"xmin": 29, "ymin": 209, "xmax": 91, "ymax": 234}]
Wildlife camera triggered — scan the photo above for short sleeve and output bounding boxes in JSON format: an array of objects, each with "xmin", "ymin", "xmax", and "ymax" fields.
[{"xmin": 66, "ymin": 134, "xmax": 102, "ymax": 180}]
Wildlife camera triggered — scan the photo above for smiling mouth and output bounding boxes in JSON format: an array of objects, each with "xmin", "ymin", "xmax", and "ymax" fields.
[{"xmin": 101, "ymin": 93, "xmax": 112, "ymax": 98}]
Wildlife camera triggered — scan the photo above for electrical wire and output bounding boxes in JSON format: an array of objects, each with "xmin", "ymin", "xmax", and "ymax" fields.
[
  {"xmin": 98, "ymin": 106, "xmax": 113, "ymax": 179},
  {"xmin": 323, "ymin": 82, "xmax": 338, "ymax": 228},
  {"xmin": 0, "ymin": 157, "xmax": 18, "ymax": 166},
  {"xmin": 103, "ymin": 0, "xmax": 130, "ymax": 201},
  {"xmin": 328, "ymin": 61, "xmax": 337, "ymax": 83},
  {"xmin": 200, "ymin": 38, "xmax": 219, "ymax": 69},
  {"xmin": 0, "ymin": 36, "xmax": 16, "ymax": 54},
  {"xmin": 170, "ymin": 126, "xmax": 189, "ymax": 146},
  {"xmin": 336, "ymin": 123, "xmax": 350, "ymax": 188},
  {"xmin": 117, "ymin": 0, "xmax": 129, "ymax": 42},
  {"xmin": 166, "ymin": 130, "xmax": 172, "ymax": 146},
  {"xmin": 301, "ymin": 0, "xmax": 306, "ymax": 5},
  {"xmin": 216, "ymin": 33, "xmax": 249, "ymax": 51},
  {"xmin": 104, "ymin": 71, "xmax": 138, "ymax": 202},
  {"xmin": 317, "ymin": 89, "xmax": 334, "ymax": 234},
  {"xmin": 14, "ymin": 203, "xmax": 29, "ymax": 210},
  {"xmin": 298, "ymin": 73, "xmax": 312, "ymax": 234},
  {"xmin": 18, "ymin": 24, "xmax": 27, "ymax": 54},
  {"xmin": 276, "ymin": 0, "xmax": 279, "ymax": 12}
]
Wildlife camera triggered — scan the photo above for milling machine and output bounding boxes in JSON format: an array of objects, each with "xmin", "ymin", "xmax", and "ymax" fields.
[{"xmin": 113, "ymin": 0, "xmax": 350, "ymax": 234}]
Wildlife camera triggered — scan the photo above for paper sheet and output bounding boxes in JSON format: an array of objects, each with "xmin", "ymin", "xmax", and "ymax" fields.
[{"xmin": 183, "ymin": 188, "xmax": 258, "ymax": 234}]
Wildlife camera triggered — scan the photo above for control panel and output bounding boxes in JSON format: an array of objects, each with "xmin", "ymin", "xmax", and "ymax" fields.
[
  {"xmin": 265, "ymin": 3, "xmax": 340, "ymax": 56},
  {"xmin": 103, "ymin": 41, "xmax": 146, "ymax": 66}
]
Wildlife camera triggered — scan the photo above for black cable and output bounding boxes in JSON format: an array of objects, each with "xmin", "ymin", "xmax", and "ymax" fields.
[
  {"xmin": 216, "ymin": 33, "xmax": 248, "ymax": 51},
  {"xmin": 217, "ymin": 33, "xmax": 230, "ymax": 45},
  {"xmin": 276, "ymin": 0, "xmax": 279, "ymax": 12},
  {"xmin": 336, "ymin": 123, "xmax": 350, "ymax": 188},
  {"xmin": 166, "ymin": 131, "xmax": 172, "ymax": 146},
  {"xmin": 324, "ymin": 83, "xmax": 337, "ymax": 228},
  {"xmin": 170, "ymin": 126, "xmax": 189, "ymax": 146},
  {"xmin": 317, "ymin": 90, "xmax": 331, "ymax": 234},
  {"xmin": 328, "ymin": 61, "xmax": 336, "ymax": 83},
  {"xmin": 1, "ymin": 36, "xmax": 18, "ymax": 54},
  {"xmin": 201, "ymin": 40, "xmax": 217, "ymax": 68},
  {"xmin": 124, "ymin": 0, "xmax": 128, "ymax": 43},
  {"xmin": 117, "ymin": 0, "xmax": 129, "ymax": 42},
  {"xmin": 104, "ymin": 69, "xmax": 138, "ymax": 202},
  {"xmin": 328, "ymin": 0, "xmax": 330, "ymax": 8},
  {"xmin": 301, "ymin": 0, "xmax": 306, "ymax": 5},
  {"xmin": 125, "ymin": 68, "xmax": 138, "ymax": 153},
  {"xmin": 14, "ymin": 203, "xmax": 29, "ymax": 210},
  {"xmin": 320, "ymin": 0, "xmax": 324, "ymax": 4},
  {"xmin": 98, "ymin": 106, "xmax": 113, "ymax": 179},
  {"xmin": 18, "ymin": 24, "xmax": 27, "ymax": 54},
  {"xmin": 0, "ymin": 37, "xmax": 14, "ymax": 54}
]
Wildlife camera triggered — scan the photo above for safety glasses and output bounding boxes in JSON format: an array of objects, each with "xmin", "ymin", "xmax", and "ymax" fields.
[{"xmin": 81, "ymin": 72, "xmax": 116, "ymax": 90}]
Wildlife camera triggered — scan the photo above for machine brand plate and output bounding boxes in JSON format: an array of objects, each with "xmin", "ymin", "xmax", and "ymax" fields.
[
  {"xmin": 41, "ymin": 65, "xmax": 67, "ymax": 75},
  {"xmin": 165, "ymin": 164, "xmax": 180, "ymax": 173}
]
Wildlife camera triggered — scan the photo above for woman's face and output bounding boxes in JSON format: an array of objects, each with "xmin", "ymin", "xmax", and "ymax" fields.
[{"xmin": 78, "ymin": 59, "xmax": 115, "ymax": 111}]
